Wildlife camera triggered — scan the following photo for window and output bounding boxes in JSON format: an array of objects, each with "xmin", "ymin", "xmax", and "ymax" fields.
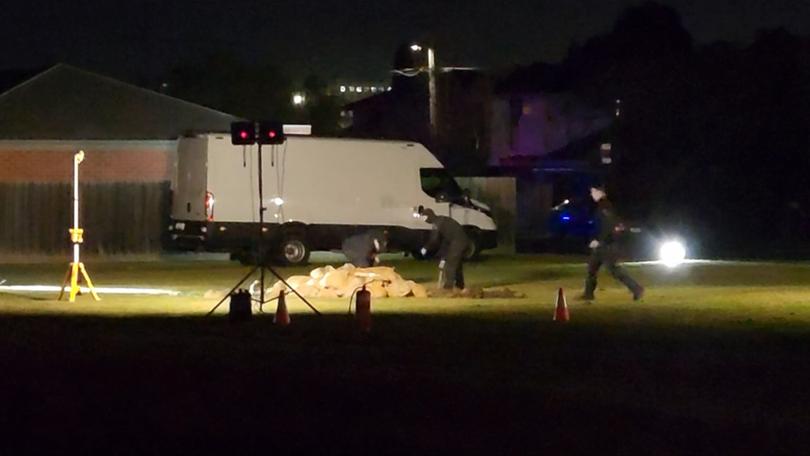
[{"xmin": 420, "ymin": 168, "xmax": 463, "ymax": 201}]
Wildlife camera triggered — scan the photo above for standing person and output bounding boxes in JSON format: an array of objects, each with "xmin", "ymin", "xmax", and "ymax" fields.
[
  {"xmin": 342, "ymin": 229, "xmax": 388, "ymax": 267},
  {"xmin": 419, "ymin": 208, "xmax": 470, "ymax": 290},
  {"xmin": 580, "ymin": 186, "xmax": 644, "ymax": 301}
]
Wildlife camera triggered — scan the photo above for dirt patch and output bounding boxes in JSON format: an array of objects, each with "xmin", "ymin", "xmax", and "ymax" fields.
[{"xmin": 428, "ymin": 287, "xmax": 526, "ymax": 299}]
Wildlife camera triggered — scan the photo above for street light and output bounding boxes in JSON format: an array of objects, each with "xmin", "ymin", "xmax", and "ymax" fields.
[
  {"xmin": 292, "ymin": 92, "xmax": 305, "ymax": 106},
  {"xmin": 410, "ymin": 43, "xmax": 436, "ymax": 138}
]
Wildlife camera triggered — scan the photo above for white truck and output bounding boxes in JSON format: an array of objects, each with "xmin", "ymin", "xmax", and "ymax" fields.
[{"xmin": 168, "ymin": 133, "xmax": 497, "ymax": 265}]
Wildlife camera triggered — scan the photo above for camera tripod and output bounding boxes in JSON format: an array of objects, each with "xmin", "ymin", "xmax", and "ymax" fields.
[{"xmin": 206, "ymin": 139, "xmax": 320, "ymax": 317}]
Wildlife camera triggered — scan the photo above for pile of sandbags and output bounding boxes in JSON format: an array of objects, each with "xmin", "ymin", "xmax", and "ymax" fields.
[{"xmin": 266, "ymin": 264, "xmax": 428, "ymax": 299}]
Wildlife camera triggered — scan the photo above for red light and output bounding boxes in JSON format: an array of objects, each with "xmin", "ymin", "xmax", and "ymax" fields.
[
  {"xmin": 240, "ymin": 131, "xmax": 248, "ymax": 139},
  {"xmin": 268, "ymin": 131, "xmax": 276, "ymax": 138}
]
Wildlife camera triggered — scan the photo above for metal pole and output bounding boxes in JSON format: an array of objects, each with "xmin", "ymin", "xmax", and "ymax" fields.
[
  {"xmin": 258, "ymin": 141, "xmax": 265, "ymax": 306},
  {"xmin": 73, "ymin": 151, "xmax": 83, "ymax": 265},
  {"xmin": 428, "ymin": 48, "xmax": 437, "ymax": 138}
]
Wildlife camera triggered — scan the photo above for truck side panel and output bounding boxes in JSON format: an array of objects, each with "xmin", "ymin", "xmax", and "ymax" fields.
[{"xmin": 172, "ymin": 137, "xmax": 207, "ymax": 221}]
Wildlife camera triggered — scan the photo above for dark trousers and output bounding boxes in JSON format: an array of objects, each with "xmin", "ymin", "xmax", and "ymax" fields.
[
  {"xmin": 584, "ymin": 245, "xmax": 641, "ymax": 297},
  {"xmin": 344, "ymin": 250, "xmax": 373, "ymax": 268},
  {"xmin": 440, "ymin": 251, "xmax": 465, "ymax": 289}
]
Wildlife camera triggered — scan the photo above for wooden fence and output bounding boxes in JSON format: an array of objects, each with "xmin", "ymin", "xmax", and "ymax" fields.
[{"xmin": 0, "ymin": 182, "xmax": 170, "ymax": 254}]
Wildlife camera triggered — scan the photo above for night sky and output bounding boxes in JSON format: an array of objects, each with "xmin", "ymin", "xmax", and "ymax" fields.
[{"xmin": 2, "ymin": 0, "xmax": 809, "ymax": 82}]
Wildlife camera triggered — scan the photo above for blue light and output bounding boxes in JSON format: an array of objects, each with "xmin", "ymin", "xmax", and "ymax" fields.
[{"xmin": 561, "ymin": 214, "xmax": 571, "ymax": 222}]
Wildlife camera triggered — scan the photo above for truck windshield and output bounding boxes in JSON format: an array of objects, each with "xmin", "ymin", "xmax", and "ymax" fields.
[{"xmin": 420, "ymin": 168, "xmax": 464, "ymax": 201}]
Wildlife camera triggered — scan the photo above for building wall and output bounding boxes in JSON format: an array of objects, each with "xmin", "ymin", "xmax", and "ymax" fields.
[
  {"xmin": 0, "ymin": 140, "xmax": 176, "ymax": 254},
  {"xmin": 0, "ymin": 140, "xmax": 176, "ymax": 183}
]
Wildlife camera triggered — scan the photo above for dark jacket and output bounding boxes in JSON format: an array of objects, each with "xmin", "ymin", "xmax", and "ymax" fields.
[
  {"xmin": 424, "ymin": 214, "xmax": 470, "ymax": 258},
  {"xmin": 342, "ymin": 230, "xmax": 384, "ymax": 265},
  {"xmin": 594, "ymin": 198, "xmax": 625, "ymax": 245}
]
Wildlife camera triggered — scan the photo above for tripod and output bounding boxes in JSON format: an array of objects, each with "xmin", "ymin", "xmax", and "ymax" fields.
[{"xmin": 206, "ymin": 139, "xmax": 320, "ymax": 317}]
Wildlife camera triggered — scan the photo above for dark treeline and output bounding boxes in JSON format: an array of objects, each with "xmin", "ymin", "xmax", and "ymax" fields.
[
  {"xmin": 156, "ymin": 2, "xmax": 810, "ymax": 257},
  {"xmin": 561, "ymin": 2, "xmax": 810, "ymax": 257}
]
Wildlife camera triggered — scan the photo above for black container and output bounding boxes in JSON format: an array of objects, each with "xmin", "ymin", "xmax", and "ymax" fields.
[{"xmin": 229, "ymin": 289, "xmax": 252, "ymax": 322}]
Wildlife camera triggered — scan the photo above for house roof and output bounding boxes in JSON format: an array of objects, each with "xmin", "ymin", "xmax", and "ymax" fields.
[
  {"xmin": 0, "ymin": 64, "xmax": 240, "ymax": 140},
  {"xmin": 0, "ymin": 67, "xmax": 47, "ymax": 95}
]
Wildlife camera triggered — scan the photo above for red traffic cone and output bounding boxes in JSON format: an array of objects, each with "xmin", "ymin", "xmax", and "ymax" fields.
[
  {"xmin": 274, "ymin": 290, "xmax": 290, "ymax": 326},
  {"xmin": 553, "ymin": 288, "xmax": 569, "ymax": 322}
]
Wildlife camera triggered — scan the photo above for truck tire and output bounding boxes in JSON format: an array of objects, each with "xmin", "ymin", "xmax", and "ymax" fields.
[{"xmin": 278, "ymin": 235, "xmax": 310, "ymax": 266}]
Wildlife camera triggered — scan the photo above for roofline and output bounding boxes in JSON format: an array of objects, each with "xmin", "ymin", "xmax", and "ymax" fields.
[
  {"xmin": 0, "ymin": 63, "xmax": 243, "ymax": 121},
  {"xmin": 59, "ymin": 64, "xmax": 243, "ymax": 120},
  {"xmin": 195, "ymin": 132, "xmax": 428, "ymax": 148},
  {"xmin": 0, "ymin": 139, "xmax": 178, "ymax": 150},
  {"xmin": 0, "ymin": 64, "xmax": 61, "ymax": 101}
]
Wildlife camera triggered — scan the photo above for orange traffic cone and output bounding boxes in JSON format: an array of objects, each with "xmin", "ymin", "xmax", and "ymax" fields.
[
  {"xmin": 274, "ymin": 290, "xmax": 290, "ymax": 326},
  {"xmin": 553, "ymin": 288, "xmax": 569, "ymax": 322}
]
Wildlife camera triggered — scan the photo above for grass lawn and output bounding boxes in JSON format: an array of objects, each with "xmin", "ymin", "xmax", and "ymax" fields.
[{"xmin": 1, "ymin": 253, "xmax": 810, "ymax": 453}]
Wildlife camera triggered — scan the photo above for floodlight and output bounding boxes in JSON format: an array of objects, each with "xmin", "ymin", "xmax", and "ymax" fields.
[
  {"xmin": 258, "ymin": 121, "xmax": 286, "ymax": 145},
  {"xmin": 230, "ymin": 121, "xmax": 255, "ymax": 145}
]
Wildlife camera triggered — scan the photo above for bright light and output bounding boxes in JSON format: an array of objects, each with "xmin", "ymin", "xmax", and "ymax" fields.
[
  {"xmin": 410, "ymin": 44, "xmax": 422, "ymax": 52},
  {"xmin": 0, "ymin": 284, "xmax": 180, "ymax": 296},
  {"xmin": 659, "ymin": 240, "xmax": 687, "ymax": 268},
  {"xmin": 292, "ymin": 93, "xmax": 305, "ymax": 105},
  {"xmin": 339, "ymin": 85, "xmax": 347, "ymax": 93},
  {"xmin": 356, "ymin": 87, "xmax": 363, "ymax": 93},
  {"xmin": 271, "ymin": 197, "xmax": 284, "ymax": 206}
]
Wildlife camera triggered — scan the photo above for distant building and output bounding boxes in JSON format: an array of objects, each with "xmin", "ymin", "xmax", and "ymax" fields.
[
  {"xmin": 0, "ymin": 64, "xmax": 239, "ymax": 254},
  {"xmin": 490, "ymin": 63, "xmax": 613, "ymax": 168},
  {"xmin": 330, "ymin": 82, "xmax": 391, "ymax": 102}
]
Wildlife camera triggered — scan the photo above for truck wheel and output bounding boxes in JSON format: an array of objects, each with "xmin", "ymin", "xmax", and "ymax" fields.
[{"xmin": 279, "ymin": 235, "xmax": 310, "ymax": 266}]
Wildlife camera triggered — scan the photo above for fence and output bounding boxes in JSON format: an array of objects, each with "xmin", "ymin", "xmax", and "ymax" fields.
[{"xmin": 0, "ymin": 182, "xmax": 170, "ymax": 254}]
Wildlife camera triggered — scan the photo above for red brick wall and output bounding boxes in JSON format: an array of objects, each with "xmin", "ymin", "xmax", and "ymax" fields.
[{"xmin": 0, "ymin": 147, "xmax": 173, "ymax": 183}]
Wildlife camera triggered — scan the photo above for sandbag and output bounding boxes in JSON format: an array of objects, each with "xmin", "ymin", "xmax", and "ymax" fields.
[
  {"xmin": 284, "ymin": 275, "xmax": 312, "ymax": 291},
  {"xmin": 409, "ymin": 282, "xmax": 428, "ymax": 298},
  {"xmin": 339, "ymin": 276, "xmax": 365, "ymax": 298},
  {"xmin": 366, "ymin": 280, "xmax": 388, "ymax": 298},
  {"xmin": 385, "ymin": 278, "xmax": 412, "ymax": 298},
  {"xmin": 309, "ymin": 265, "xmax": 335, "ymax": 280},
  {"xmin": 319, "ymin": 269, "xmax": 350, "ymax": 289},
  {"xmin": 353, "ymin": 266, "xmax": 401, "ymax": 283}
]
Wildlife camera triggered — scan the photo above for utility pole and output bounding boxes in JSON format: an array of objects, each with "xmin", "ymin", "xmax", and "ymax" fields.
[{"xmin": 427, "ymin": 47, "xmax": 437, "ymax": 138}]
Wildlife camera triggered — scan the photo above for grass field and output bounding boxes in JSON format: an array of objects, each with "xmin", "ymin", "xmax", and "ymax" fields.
[{"xmin": 2, "ymin": 253, "xmax": 810, "ymax": 453}]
